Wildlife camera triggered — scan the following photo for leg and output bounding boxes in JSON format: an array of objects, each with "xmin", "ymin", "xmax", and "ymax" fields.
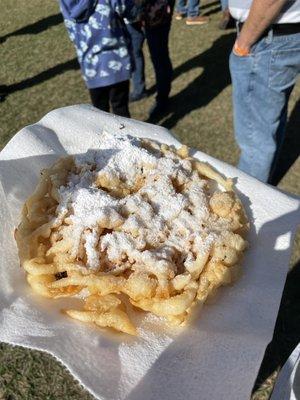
[
  {"xmin": 267, "ymin": 100, "xmax": 289, "ymax": 183},
  {"xmin": 89, "ymin": 86, "xmax": 110, "ymax": 112},
  {"xmin": 229, "ymin": 34, "xmax": 299, "ymax": 182},
  {"xmin": 127, "ymin": 23, "xmax": 146, "ymax": 99},
  {"xmin": 268, "ymin": 96, "xmax": 300, "ymax": 184},
  {"xmin": 109, "ymin": 80, "xmax": 130, "ymax": 117},
  {"xmin": 220, "ymin": 0, "xmax": 228, "ymax": 11},
  {"xmin": 176, "ymin": 0, "xmax": 187, "ymax": 15},
  {"xmin": 185, "ymin": 0, "xmax": 209, "ymax": 25},
  {"xmin": 145, "ymin": 23, "xmax": 173, "ymax": 104},
  {"xmin": 187, "ymin": 0, "xmax": 199, "ymax": 17},
  {"xmin": 218, "ymin": 0, "xmax": 231, "ymax": 30}
]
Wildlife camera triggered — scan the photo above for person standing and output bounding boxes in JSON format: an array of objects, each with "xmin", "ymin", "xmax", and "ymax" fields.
[
  {"xmin": 229, "ymin": 0, "xmax": 300, "ymax": 182},
  {"xmin": 126, "ymin": 0, "xmax": 175, "ymax": 119},
  {"xmin": 174, "ymin": 0, "xmax": 209, "ymax": 25},
  {"xmin": 60, "ymin": 0, "xmax": 140, "ymax": 117}
]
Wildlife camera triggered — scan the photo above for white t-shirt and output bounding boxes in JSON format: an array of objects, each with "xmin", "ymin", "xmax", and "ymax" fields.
[{"xmin": 229, "ymin": 0, "xmax": 300, "ymax": 23}]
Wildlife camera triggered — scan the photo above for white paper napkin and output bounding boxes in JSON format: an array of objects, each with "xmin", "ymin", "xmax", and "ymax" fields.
[
  {"xmin": 0, "ymin": 105, "xmax": 299, "ymax": 400},
  {"xmin": 271, "ymin": 343, "xmax": 300, "ymax": 400}
]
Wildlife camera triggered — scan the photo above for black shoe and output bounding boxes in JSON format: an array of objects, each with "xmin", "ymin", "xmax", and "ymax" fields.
[
  {"xmin": 148, "ymin": 101, "xmax": 169, "ymax": 121},
  {"xmin": 129, "ymin": 90, "xmax": 148, "ymax": 103}
]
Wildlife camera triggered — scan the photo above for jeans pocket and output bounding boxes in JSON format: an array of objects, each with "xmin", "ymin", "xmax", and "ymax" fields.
[
  {"xmin": 231, "ymin": 45, "xmax": 254, "ymax": 59},
  {"xmin": 232, "ymin": 52, "xmax": 252, "ymax": 59},
  {"xmin": 269, "ymin": 47, "xmax": 300, "ymax": 91},
  {"xmin": 229, "ymin": 50, "xmax": 254, "ymax": 76},
  {"xmin": 231, "ymin": 37, "xmax": 270, "ymax": 60}
]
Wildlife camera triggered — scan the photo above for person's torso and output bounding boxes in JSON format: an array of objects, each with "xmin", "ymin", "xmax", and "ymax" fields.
[
  {"xmin": 61, "ymin": 0, "xmax": 133, "ymax": 86},
  {"xmin": 229, "ymin": 0, "xmax": 300, "ymax": 23}
]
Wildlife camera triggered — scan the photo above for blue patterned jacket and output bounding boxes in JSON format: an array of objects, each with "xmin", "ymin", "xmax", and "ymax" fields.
[{"xmin": 60, "ymin": 0, "xmax": 139, "ymax": 88}]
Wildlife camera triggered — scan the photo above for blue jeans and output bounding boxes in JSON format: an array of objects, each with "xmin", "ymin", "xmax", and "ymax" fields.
[
  {"xmin": 127, "ymin": 23, "xmax": 146, "ymax": 96},
  {"xmin": 220, "ymin": 0, "xmax": 228, "ymax": 11},
  {"xmin": 229, "ymin": 31, "xmax": 300, "ymax": 182},
  {"xmin": 176, "ymin": 0, "xmax": 199, "ymax": 17}
]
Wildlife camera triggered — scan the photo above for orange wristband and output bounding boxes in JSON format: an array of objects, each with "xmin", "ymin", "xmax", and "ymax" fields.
[{"xmin": 233, "ymin": 42, "xmax": 251, "ymax": 56}]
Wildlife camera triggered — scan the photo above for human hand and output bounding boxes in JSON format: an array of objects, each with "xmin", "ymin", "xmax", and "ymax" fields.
[{"xmin": 233, "ymin": 39, "xmax": 251, "ymax": 56}]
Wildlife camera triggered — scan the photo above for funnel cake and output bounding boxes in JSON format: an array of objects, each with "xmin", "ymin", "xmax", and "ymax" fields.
[{"xmin": 16, "ymin": 132, "xmax": 248, "ymax": 335}]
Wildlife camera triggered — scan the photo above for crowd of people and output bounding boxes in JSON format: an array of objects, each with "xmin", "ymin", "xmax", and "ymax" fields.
[{"xmin": 60, "ymin": 0, "xmax": 300, "ymax": 184}]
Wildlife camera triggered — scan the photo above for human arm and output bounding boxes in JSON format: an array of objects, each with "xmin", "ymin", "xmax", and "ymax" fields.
[{"xmin": 234, "ymin": 0, "xmax": 288, "ymax": 56}]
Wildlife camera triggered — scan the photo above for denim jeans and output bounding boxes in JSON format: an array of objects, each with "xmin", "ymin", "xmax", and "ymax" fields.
[
  {"xmin": 127, "ymin": 23, "xmax": 146, "ymax": 96},
  {"xmin": 220, "ymin": 0, "xmax": 228, "ymax": 11},
  {"xmin": 176, "ymin": 0, "xmax": 199, "ymax": 17},
  {"xmin": 229, "ymin": 31, "xmax": 300, "ymax": 182}
]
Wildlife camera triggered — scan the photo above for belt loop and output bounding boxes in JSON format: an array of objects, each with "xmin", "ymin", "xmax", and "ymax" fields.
[{"xmin": 266, "ymin": 27, "xmax": 274, "ymax": 43}]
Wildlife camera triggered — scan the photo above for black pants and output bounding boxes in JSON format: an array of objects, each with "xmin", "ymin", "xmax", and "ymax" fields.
[
  {"xmin": 145, "ymin": 22, "xmax": 173, "ymax": 104},
  {"xmin": 89, "ymin": 80, "xmax": 130, "ymax": 117}
]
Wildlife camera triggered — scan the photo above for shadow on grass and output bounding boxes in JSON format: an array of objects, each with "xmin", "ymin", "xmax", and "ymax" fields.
[
  {"xmin": 200, "ymin": 0, "xmax": 220, "ymax": 11},
  {"xmin": 148, "ymin": 32, "xmax": 235, "ymax": 126},
  {"xmin": 268, "ymin": 99, "xmax": 300, "ymax": 186},
  {"xmin": 252, "ymin": 259, "xmax": 300, "ymax": 395},
  {"xmin": 0, "ymin": 13, "xmax": 63, "ymax": 44},
  {"xmin": 5, "ymin": 58, "xmax": 79, "ymax": 95},
  {"xmin": 203, "ymin": 5, "xmax": 222, "ymax": 17}
]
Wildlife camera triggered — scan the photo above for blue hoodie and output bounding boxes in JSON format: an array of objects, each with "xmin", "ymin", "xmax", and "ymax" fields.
[
  {"xmin": 60, "ymin": 0, "xmax": 139, "ymax": 88},
  {"xmin": 60, "ymin": 0, "xmax": 98, "ymax": 21}
]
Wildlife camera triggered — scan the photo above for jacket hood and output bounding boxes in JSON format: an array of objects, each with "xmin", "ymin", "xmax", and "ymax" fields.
[{"xmin": 60, "ymin": 0, "xmax": 97, "ymax": 21}]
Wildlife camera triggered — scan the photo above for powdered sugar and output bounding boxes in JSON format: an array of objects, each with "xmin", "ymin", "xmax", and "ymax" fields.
[
  {"xmin": 75, "ymin": 131, "xmax": 157, "ymax": 185},
  {"xmin": 140, "ymin": 174, "xmax": 189, "ymax": 221},
  {"xmin": 84, "ymin": 229, "xmax": 100, "ymax": 270},
  {"xmin": 54, "ymin": 132, "xmax": 231, "ymax": 278}
]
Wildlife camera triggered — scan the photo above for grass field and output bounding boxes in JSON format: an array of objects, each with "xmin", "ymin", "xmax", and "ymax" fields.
[{"xmin": 0, "ymin": 0, "xmax": 299, "ymax": 399}]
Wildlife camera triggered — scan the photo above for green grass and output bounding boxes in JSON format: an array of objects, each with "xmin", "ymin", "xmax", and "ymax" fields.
[{"xmin": 0, "ymin": 1, "xmax": 299, "ymax": 399}]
